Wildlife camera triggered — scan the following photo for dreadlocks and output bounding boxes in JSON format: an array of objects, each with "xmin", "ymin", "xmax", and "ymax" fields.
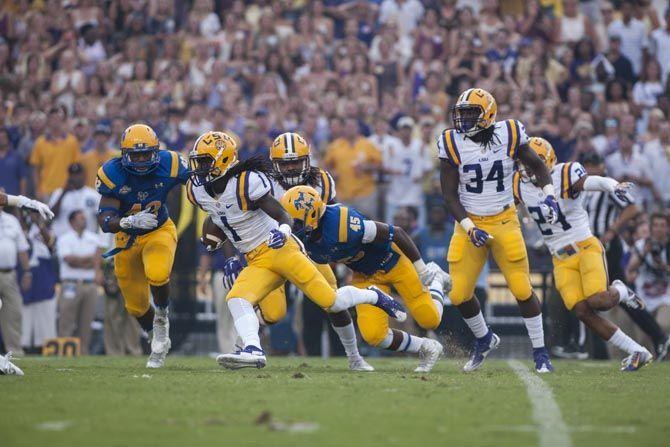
[{"xmin": 208, "ymin": 155, "xmax": 273, "ymax": 195}]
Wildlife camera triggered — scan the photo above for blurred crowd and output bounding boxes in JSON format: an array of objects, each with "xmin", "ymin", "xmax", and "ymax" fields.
[{"xmin": 1, "ymin": 0, "xmax": 670, "ymax": 357}]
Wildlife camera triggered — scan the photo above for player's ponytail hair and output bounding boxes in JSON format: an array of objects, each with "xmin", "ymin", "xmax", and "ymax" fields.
[{"xmin": 209, "ymin": 155, "xmax": 273, "ymax": 194}]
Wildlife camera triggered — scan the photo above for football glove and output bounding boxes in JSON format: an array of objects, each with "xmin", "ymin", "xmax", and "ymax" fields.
[
  {"xmin": 120, "ymin": 208, "xmax": 158, "ymax": 230},
  {"xmin": 467, "ymin": 227, "xmax": 491, "ymax": 248},
  {"xmin": 267, "ymin": 224, "xmax": 291, "ymax": 249},
  {"xmin": 614, "ymin": 182, "xmax": 635, "ymax": 204},
  {"xmin": 223, "ymin": 256, "xmax": 243, "ymax": 289},
  {"xmin": 14, "ymin": 196, "xmax": 54, "ymax": 221},
  {"xmin": 542, "ymin": 195, "xmax": 560, "ymax": 224},
  {"xmin": 415, "ymin": 260, "xmax": 437, "ymax": 286}
]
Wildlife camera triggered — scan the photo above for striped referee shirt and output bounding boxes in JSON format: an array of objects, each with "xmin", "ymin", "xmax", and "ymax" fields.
[{"xmin": 582, "ymin": 190, "xmax": 631, "ymax": 238}]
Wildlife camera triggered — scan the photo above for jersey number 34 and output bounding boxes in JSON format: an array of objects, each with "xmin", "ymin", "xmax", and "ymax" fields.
[{"xmin": 463, "ymin": 161, "xmax": 504, "ymax": 193}]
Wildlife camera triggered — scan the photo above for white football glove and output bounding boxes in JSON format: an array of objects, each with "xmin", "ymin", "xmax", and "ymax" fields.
[
  {"xmin": 120, "ymin": 209, "xmax": 158, "ymax": 230},
  {"xmin": 415, "ymin": 260, "xmax": 437, "ymax": 286},
  {"xmin": 14, "ymin": 196, "xmax": 55, "ymax": 221}
]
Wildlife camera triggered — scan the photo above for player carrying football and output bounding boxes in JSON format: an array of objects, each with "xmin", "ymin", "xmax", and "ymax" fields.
[
  {"xmin": 515, "ymin": 137, "xmax": 652, "ymax": 371},
  {"xmin": 96, "ymin": 124, "xmax": 190, "ymax": 368},
  {"xmin": 187, "ymin": 131, "xmax": 405, "ymax": 369},
  {"xmin": 281, "ymin": 185, "xmax": 451, "ymax": 372},
  {"xmin": 438, "ymin": 88, "xmax": 558, "ymax": 373}
]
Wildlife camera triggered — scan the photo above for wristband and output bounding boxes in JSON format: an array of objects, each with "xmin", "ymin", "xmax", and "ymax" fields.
[
  {"xmin": 542, "ymin": 184, "xmax": 556, "ymax": 197},
  {"xmin": 6, "ymin": 195, "xmax": 21, "ymax": 207},
  {"xmin": 413, "ymin": 259, "xmax": 427, "ymax": 272},
  {"xmin": 278, "ymin": 224, "xmax": 292, "ymax": 237},
  {"xmin": 460, "ymin": 217, "xmax": 475, "ymax": 232}
]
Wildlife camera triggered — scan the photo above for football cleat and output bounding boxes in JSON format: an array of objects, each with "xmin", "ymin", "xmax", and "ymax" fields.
[
  {"xmin": 151, "ymin": 312, "xmax": 171, "ymax": 354},
  {"xmin": 217, "ymin": 345, "xmax": 267, "ymax": 370},
  {"xmin": 621, "ymin": 350, "xmax": 653, "ymax": 372},
  {"xmin": 427, "ymin": 262, "xmax": 453, "ymax": 295},
  {"xmin": 613, "ymin": 280, "xmax": 646, "ymax": 310},
  {"xmin": 348, "ymin": 355, "xmax": 375, "ymax": 372},
  {"xmin": 414, "ymin": 339, "xmax": 444, "ymax": 373},
  {"xmin": 463, "ymin": 330, "xmax": 500, "ymax": 372},
  {"xmin": 146, "ymin": 347, "xmax": 170, "ymax": 369},
  {"xmin": 551, "ymin": 343, "xmax": 588, "ymax": 360},
  {"xmin": 0, "ymin": 352, "xmax": 24, "ymax": 376},
  {"xmin": 533, "ymin": 347, "xmax": 554, "ymax": 373},
  {"xmin": 367, "ymin": 286, "xmax": 407, "ymax": 322}
]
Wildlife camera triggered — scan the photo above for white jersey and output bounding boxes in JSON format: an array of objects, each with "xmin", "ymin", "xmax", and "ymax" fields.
[
  {"xmin": 437, "ymin": 120, "xmax": 528, "ymax": 216},
  {"xmin": 270, "ymin": 167, "xmax": 337, "ymax": 204},
  {"xmin": 514, "ymin": 162, "xmax": 593, "ymax": 254},
  {"xmin": 188, "ymin": 170, "xmax": 277, "ymax": 254}
]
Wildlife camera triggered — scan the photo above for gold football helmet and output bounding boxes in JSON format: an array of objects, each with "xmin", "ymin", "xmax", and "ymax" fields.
[
  {"xmin": 270, "ymin": 132, "xmax": 311, "ymax": 186},
  {"xmin": 452, "ymin": 88, "xmax": 497, "ymax": 136},
  {"xmin": 280, "ymin": 185, "xmax": 325, "ymax": 236},
  {"xmin": 189, "ymin": 131, "xmax": 239, "ymax": 186},
  {"xmin": 521, "ymin": 136, "xmax": 557, "ymax": 181},
  {"xmin": 120, "ymin": 124, "xmax": 160, "ymax": 174}
]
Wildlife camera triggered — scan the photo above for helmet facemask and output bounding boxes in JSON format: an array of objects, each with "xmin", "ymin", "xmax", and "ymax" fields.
[
  {"xmin": 453, "ymin": 104, "xmax": 485, "ymax": 136},
  {"xmin": 189, "ymin": 153, "xmax": 220, "ymax": 186},
  {"xmin": 122, "ymin": 146, "xmax": 159, "ymax": 175},
  {"xmin": 274, "ymin": 156, "xmax": 310, "ymax": 187}
]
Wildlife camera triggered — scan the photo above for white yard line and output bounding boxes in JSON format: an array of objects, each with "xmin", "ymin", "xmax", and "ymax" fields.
[{"xmin": 508, "ymin": 360, "xmax": 572, "ymax": 447}]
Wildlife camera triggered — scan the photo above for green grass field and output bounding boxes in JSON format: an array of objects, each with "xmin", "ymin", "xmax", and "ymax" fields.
[{"xmin": 1, "ymin": 356, "xmax": 669, "ymax": 447}]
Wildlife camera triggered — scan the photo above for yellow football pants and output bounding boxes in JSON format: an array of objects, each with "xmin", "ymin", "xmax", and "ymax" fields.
[
  {"xmin": 114, "ymin": 219, "xmax": 177, "ymax": 317},
  {"xmin": 447, "ymin": 206, "xmax": 532, "ymax": 305},
  {"xmin": 352, "ymin": 250, "xmax": 441, "ymax": 346},
  {"xmin": 253, "ymin": 262, "xmax": 338, "ymax": 324},
  {"xmin": 227, "ymin": 237, "xmax": 336, "ymax": 309},
  {"xmin": 552, "ymin": 237, "xmax": 609, "ymax": 310}
]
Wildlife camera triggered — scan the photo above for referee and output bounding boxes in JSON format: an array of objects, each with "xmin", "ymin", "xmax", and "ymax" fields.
[{"xmin": 581, "ymin": 152, "xmax": 669, "ymax": 359}]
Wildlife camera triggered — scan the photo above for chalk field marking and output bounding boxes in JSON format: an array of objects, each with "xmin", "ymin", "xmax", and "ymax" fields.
[{"xmin": 508, "ymin": 360, "xmax": 572, "ymax": 447}]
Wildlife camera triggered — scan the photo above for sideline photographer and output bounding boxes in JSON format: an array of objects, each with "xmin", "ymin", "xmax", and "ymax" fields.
[{"xmin": 627, "ymin": 213, "xmax": 670, "ymax": 333}]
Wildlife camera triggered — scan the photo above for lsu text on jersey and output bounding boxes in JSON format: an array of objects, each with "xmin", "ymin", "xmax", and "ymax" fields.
[
  {"xmin": 96, "ymin": 150, "xmax": 189, "ymax": 316},
  {"xmin": 514, "ymin": 162, "xmax": 608, "ymax": 309},
  {"xmin": 437, "ymin": 120, "xmax": 533, "ymax": 304}
]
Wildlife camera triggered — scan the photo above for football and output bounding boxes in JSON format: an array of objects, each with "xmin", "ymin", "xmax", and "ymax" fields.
[{"xmin": 201, "ymin": 216, "xmax": 227, "ymax": 251}]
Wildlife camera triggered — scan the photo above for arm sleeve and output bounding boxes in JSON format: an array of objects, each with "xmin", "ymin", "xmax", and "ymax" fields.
[
  {"xmin": 361, "ymin": 219, "xmax": 377, "ymax": 244},
  {"xmin": 177, "ymin": 152, "xmax": 190, "ymax": 183},
  {"xmin": 582, "ymin": 175, "xmax": 618, "ymax": 193},
  {"xmin": 437, "ymin": 130, "xmax": 460, "ymax": 166},
  {"xmin": 516, "ymin": 120, "xmax": 529, "ymax": 146},
  {"xmin": 95, "ymin": 166, "xmax": 116, "ymax": 197}
]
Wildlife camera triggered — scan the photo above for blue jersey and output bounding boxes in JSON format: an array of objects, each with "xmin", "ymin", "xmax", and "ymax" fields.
[
  {"xmin": 96, "ymin": 150, "xmax": 189, "ymax": 235},
  {"xmin": 302, "ymin": 204, "xmax": 399, "ymax": 276}
]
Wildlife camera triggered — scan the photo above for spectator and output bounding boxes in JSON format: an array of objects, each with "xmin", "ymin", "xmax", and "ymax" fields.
[
  {"xmin": 649, "ymin": 7, "xmax": 670, "ymax": 85},
  {"xmin": 29, "ymin": 107, "xmax": 80, "ymax": 201},
  {"xmin": 605, "ymin": 132, "xmax": 658, "ymax": 205},
  {"xmin": 0, "ymin": 190, "xmax": 31, "ymax": 355},
  {"xmin": 80, "ymin": 124, "xmax": 117, "ymax": 188},
  {"xmin": 323, "ymin": 117, "xmax": 382, "ymax": 218},
  {"xmin": 607, "ymin": 0, "xmax": 649, "ymax": 77},
  {"xmin": 632, "ymin": 59, "xmax": 664, "ymax": 131},
  {"xmin": 601, "ymin": 34, "xmax": 636, "ymax": 85},
  {"xmin": 383, "ymin": 116, "xmax": 430, "ymax": 225},
  {"xmin": 102, "ymin": 255, "xmax": 141, "ymax": 356},
  {"xmin": 645, "ymin": 121, "xmax": 670, "ymax": 207},
  {"xmin": 626, "ymin": 213, "xmax": 670, "ymax": 333},
  {"xmin": 56, "ymin": 210, "xmax": 105, "ymax": 355},
  {"xmin": 0, "ymin": 128, "xmax": 27, "ymax": 197},
  {"xmin": 49, "ymin": 163, "xmax": 100, "ymax": 236},
  {"xmin": 558, "ymin": 0, "xmax": 598, "ymax": 47},
  {"xmin": 20, "ymin": 217, "xmax": 57, "ymax": 352}
]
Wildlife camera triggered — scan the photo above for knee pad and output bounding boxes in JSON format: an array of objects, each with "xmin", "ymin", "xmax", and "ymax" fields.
[
  {"xmin": 509, "ymin": 275, "xmax": 533, "ymax": 301},
  {"xmin": 413, "ymin": 301, "xmax": 441, "ymax": 330},
  {"xmin": 359, "ymin": 323, "xmax": 389, "ymax": 347},
  {"xmin": 125, "ymin": 301, "xmax": 150, "ymax": 318},
  {"xmin": 145, "ymin": 264, "xmax": 171, "ymax": 287}
]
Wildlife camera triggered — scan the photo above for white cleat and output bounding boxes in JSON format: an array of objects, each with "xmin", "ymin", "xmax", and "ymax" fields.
[
  {"xmin": 414, "ymin": 339, "xmax": 444, "ymax": 373},
  {"xmin": 147, "ymin": 312, "xmax": 171, "ymax": 369},
  {"xmin": 348, "ymin": 355, "xmax": 375, "ymax": 372},
  {"xmin": 613, "ymin": 280, "xmax": 646, "ymax": 310},
  {"xmin": 0, "ymin": 352, "xmax": 24, "ymax": 376},
  {"xmin": 217, "ymin": 345, "xmax": 267, "ymax": 370},
  {"xmin": 427, "ymin": 262, "xmax": 453, "ymax": 294}
]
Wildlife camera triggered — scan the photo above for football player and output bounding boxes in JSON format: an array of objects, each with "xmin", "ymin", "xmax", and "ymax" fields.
[
  {"xmin": 0, "ymin": 351, "xmax": 23, "ymax": 376},
  {"xmin": 96, "ymin": 124, "xmax": 190, "ymax": 368},
  {"xmin": 268, "ymin": 132, "xmax": 371, "ymax": 371},
  {"xmin": 281, "ymin": 185, "xmax": 451, "ymax": 373},
  {"xmin": 515, "ymin": 137, "xmax": 652, "ymax": 371},
  {"xmin": 0, "ymin": 192, "xmax": 54, "ymax": 221},
  {"xmin": 187, "ymin": 131, "xmax": 405, "ymax": 369},
  {"xmin": 438, "ymin": 88, "xmax": 558, "ymax": 373}
]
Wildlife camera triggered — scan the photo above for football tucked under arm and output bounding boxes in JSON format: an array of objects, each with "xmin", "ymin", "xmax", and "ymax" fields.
[{"xmin": 201, "ymin": 216, "xmax": 228, "ymax": 252}]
